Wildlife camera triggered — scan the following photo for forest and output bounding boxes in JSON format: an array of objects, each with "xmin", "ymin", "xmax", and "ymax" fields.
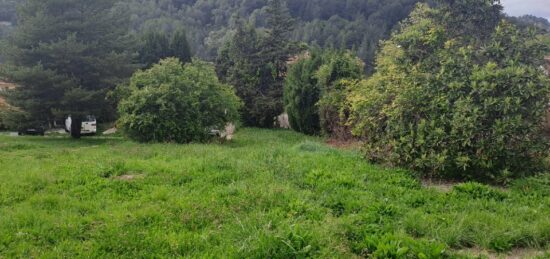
[
  {"xmin": 0, "ymin": 0, "xmax": 422, "ymax": 71},
  {"xmin": 1, "ymin": 0, "xmax": 548, "ymax": 68}
]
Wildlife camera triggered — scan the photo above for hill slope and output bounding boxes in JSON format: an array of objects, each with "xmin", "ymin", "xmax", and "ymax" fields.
[{"xmin": 118, "ymin": 0, "xmax": 421, "ymax": 71}]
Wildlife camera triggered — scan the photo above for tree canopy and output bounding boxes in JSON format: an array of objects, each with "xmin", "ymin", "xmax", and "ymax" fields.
[
  {"xmin": 118, "ymin": 58, "xmax": 241, "ymax": 143},
  {"xmin": 0, "ymin": 0, "xmax": 137, "ymax": 128},
  {"xmin": 216, "ymin": 0, "xmax": 299, "ymax": 128},
  {"xmin": 348, "ymin": 2, "xmax": 550, "ymax": 181},
  {"xmin": 113, "ymin": 0, "xmax": 421, "ymax": 73}
]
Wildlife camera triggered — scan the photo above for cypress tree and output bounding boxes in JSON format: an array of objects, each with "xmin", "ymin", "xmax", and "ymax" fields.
[{"xmin": 284, "ymin": 50, "xmax": 323, "ymax": 135}]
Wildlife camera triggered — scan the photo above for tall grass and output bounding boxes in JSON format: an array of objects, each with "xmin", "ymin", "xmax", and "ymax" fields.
[{"xmin": 0, "ymin": 129, "xmax": 549, "ymax": 257}]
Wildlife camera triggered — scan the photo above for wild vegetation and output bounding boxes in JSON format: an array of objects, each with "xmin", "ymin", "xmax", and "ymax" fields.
[
  {"xmin": 0, "ymin": 0, "xmax": 137, "ymax": 132},
  {"xmin": 284, "ymin": 50, "xmax": 364, "ymax": 137},
  {"xmin": 117, "ymin": 58, "xmax": 240, "ymax": 143},
  {"xmin": 1, "ymin": 129, "xmax": 550, "ymax": 257},
  {"xmin": 138, "ymin": 29, "xmax": 192, "ymax": 69},
  {"xmin": 115, "ymin": 0, "xmax": 422, "ymax": 72},
  {"xmin": 348, "ymin": 2, "xmax": 550, "ymax": 181},
  {"xmin": 0, "ymin": 0, "xmax": 550, "ymax": 257},
  {"xmin": 215, "ymin": 0, "xmax": 300, "ymax": 128}
]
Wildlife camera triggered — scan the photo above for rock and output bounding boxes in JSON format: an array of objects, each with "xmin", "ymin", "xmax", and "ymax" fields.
[{"xmin": 103, "ymin": 128, "xmax": 117, "ymax": 135}]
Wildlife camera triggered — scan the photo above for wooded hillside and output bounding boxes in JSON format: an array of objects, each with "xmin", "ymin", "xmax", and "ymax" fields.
[
  {"xmin": 116, "ymin": 0, "xmax": 421, "ymax": 72},
  {"xmin": 2, "ymin": 0, "xmax": 550, "ymax": 72}
]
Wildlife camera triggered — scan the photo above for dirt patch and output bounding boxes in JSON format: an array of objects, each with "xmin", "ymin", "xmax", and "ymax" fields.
[
  {"xmin": 421, "ymin": 179, "xmax": 459, "ymax": 193},
  {"xmin": 113, "ymin": 174, "xmax": 145, "ymax": 181},
  {"xmin": 326, "ymin": 138, "xmax": 363, "ymax": 151}
]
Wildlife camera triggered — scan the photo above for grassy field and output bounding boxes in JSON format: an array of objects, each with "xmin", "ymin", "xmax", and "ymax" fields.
[{"xmin": 0, "ymin": 129, "xmax": 549, "ymax": 258}]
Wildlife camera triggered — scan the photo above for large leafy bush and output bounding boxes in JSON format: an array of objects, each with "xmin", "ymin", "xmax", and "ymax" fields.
[
  {"xmin": 118, "ymin": 58, "xmax": 241, "ymax": 143},
  {"xmin": 316, "ymin": 51, "xmax": 364, "ymax": 138},
  {"xmin": 349, "ymin": 4, "xmax": 550, "ymax": 180},
  {"xmin": 284, "ymin": 50, "xmax": 363, "ymax": 137}
]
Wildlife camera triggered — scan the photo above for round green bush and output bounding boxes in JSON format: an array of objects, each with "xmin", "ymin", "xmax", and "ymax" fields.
[
  {"xmin": 118, "ymin": 58, "xmax": 241, "ymax": 143},
  {"xmin": 349, "ymin": 5, "xmax": 550, "ymax": 180}
]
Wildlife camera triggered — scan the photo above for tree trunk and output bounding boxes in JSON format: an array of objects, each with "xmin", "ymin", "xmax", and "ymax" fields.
[{"xmin": 70, "ymin": 118, "xmax": 82, "ymax": 139}]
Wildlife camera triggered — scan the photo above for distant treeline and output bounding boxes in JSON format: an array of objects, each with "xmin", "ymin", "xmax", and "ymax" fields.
[{"xmin": 1, "ymin": 0, "xmax": 549, "ymax": 71}]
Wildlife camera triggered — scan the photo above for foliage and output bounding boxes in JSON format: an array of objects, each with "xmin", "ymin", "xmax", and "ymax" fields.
[
  {"xmin": 452, "ymin": 182, "xmax": 509, "ymax": 201},
  {"xmin": 117, "ymin": 58, "xmax": 241, "ymax": 143},
  {"xmin": 434, "ymin": 0, "xmax": 503, "ymax": 44},
  {"xmin": 1, "ymin": 0, "xmax": 137, "ymax": 128},
  {"xmin": 113, "ymin": 0, "xmax": 421, "ymax": 72},
  {"xmin": 1, "ymin": 129, "xmax": 550, "ymax": 257},
  {"xmin": 509, "ymin": 15, "xmax": 550, "ymax": 32},
  {"xmin": 348, "ymin": 3, "xmax": 550, "ymax": 180},
  {"xmin": 283, "ymin": 50, "xmax": 363, "ymax": 137},
  {"xmin": 316, "ymin": 51, "xmax": 364, "ymax": 138},
  {"xmin": 216, "ymin": 22, "xmax": 265, "ymax": 127},
  {"xmin": 0, "ymin": 105, "xmax": 18, "ymax": 130},
  {"xmin": 355, "ymin": 233, "xmax": 446, "ymax": 258},
  {"xmin": 138, "ymin": 29, "xmax": 192, "ymax": 68},
  {"xmin": 0, "ymin": 0, "xmax": 17, "ymax": 24},
  {"xmin": 283, "ymin": 51, "xmax": 323, "ymax": 135},
  {"xmin": 216, "ymin": 0, "xmax": 299, "ymax": 128}
]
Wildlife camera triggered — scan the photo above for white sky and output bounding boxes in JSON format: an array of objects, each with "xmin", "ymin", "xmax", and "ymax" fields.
[{"xmin": 501, "ymin": 0, "xmax": 550, "ymax": 21}]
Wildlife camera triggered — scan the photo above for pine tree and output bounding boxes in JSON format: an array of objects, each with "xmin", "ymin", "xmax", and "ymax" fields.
[
  {"xmin": 170, "ymin": 29, "xmax": 192, "ymax": 64},
  {"xmin": 139, "ymin": 31, "xmax": 171, "ymax": 68},
  {"xmin": 262, "ymin": 0, "xmax": 297, "ymax": 75},
  {"xmin": 2, "ymin": 0, "xmax": 137, "ymax": 137},
  {"xmin": 216, "ymin": 20, "xmax": 263, "ymax": 126},
  {"xmin": 216, "ymin": 2, "xmax": 300, "ymax": 128},
  {"xmin": 139, "ymin": 29, "xmax": 192, "ymax": 68},
  {"xmin": 216, "ymin": 0, "xmax": 299, "ymax": 128},
  {"xmin": 253, "ymin": 0, "xmax": 300, "ymax": 127}
]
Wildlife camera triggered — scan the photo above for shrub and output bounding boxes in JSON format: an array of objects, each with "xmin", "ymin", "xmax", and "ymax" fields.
[
  {"xmin": 0, "ymin": 108, "xmax": 36, "ymax": 131},
  {"xmin": 283, "ymin": 50, "xmax": 363, "ymax": 137},
  {"xmin": 117, "ymin": 58, "xmax": 241, "ymax": 143},
  {"xmin": 284, "ymin": 51, "xmax": 323, "ymax": 135},
  {"xmin": 348, "ymin": 4, "xmax": 550, "ymax": 180},
  {"xmin": 316, "ymin": 51, "xmax": 364, "ymax": 138}
]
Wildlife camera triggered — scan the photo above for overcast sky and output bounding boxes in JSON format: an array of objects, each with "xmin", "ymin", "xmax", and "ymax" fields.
[{"xmin": 501, "ymin": 0, "xmax": 550, "ymax": 21}]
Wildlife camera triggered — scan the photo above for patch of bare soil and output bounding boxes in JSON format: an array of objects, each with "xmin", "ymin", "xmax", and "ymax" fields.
[
  {"xmin": 421, "ymin": 179, "xmax": 459, "ymax": 193},
  {"xmin": 113, "ymin": 174, "xmax": 145, "ymax": 181},
  {"xmin": 326, "ymin": 138, "xmax": 363, "ymax": 151},
  {"xmin": 455, "ymin": 248, "xmax": 547, "ymax": 259}
]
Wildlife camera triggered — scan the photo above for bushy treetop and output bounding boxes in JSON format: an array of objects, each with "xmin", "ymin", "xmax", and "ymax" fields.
[
  {"xmin": 118, "ymin": 58, "xmax": 241, "ymax": 143},
  {"xmin": 349, "ymin": 3, "xmax": 550, "ymax": 181}
]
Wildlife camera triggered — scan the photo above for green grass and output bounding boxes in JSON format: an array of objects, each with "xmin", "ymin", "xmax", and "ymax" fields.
[{"xmin": 0, "ymin": 128, "xmax": 549, "ymax": 258}]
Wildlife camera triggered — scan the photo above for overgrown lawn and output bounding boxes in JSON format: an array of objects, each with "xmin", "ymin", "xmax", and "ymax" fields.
[{"xmin": 0, "ymin": 129, "xmax": 549, "ymax": 258}]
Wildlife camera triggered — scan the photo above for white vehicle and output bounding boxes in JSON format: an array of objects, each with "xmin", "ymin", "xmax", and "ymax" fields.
[{"xmin": 65, "ymin": 115, "xmax": 97, "ymax": 135}]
